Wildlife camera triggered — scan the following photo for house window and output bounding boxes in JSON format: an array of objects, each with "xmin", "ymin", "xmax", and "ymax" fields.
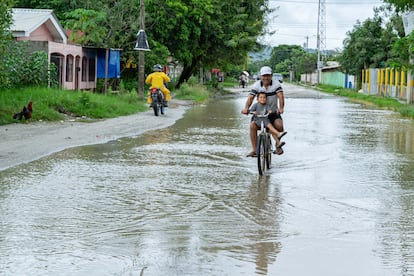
[
  {"xmin": 89, "ymin": 57, "xmax": 95, "ymax": 81},
  {"xmin": 82, "ymin": 57, "xmax": 87, "ymax": 81},
  {"xmin": 66, "ymin": 55, "xmax": 74, "ymax": 82}
]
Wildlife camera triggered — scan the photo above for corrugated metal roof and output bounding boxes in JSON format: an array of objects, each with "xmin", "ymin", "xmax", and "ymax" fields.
[{"xmin": 11, "ymin": 8, "xmax": 67, "ymax": 44}]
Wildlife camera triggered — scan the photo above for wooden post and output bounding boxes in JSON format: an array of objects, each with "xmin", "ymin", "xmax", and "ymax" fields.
[
  {"xmin": 104, "ymin": 48, "xmax": 109, "ymax": 93},
  {"xmin": 401, "ymin": 69, "xmax": 405, "ymax": 99},
  {"xmin": 138, "ymin": 0, "xmax": 145, "ymax": 100}
]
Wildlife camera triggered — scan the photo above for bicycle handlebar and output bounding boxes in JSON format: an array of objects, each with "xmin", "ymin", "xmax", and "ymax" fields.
[{"xmin": 249, "ymin": 112, "xmax": 269, "ymax": 118}]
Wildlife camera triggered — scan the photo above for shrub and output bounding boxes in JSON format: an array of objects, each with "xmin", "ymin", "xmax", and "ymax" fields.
[{"xmin": 0, "ymin": 41, "xmax": 52, "ymax": 88}]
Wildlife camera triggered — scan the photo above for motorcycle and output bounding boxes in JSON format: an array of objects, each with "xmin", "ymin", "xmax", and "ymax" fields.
[
  {"xmin": 150, "ymin": 88, "xmax": 166, "ymax": 116},
  {"xmin": 239, "ymin": 79, "xmax": 246, "ymax": 88},
  {"xmin": 239, "ymin": 74, "xmax": 248, "ymax": 88}
]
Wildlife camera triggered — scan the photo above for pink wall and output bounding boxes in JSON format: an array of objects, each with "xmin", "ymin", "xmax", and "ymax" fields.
[
  {"xmin": 16, "ymin": 24, "xmax": 53, "ymax": 41},
  {"xmin": 14, "ymin": 20, "xmax": 97, "ymax": 90},
  {"xmin": 30, "ymin": 24, "xmax": 54, "ymax": 41},
  {"xmin": 49, "ymin": 42, "xmax": 96, "ymax": 90}
]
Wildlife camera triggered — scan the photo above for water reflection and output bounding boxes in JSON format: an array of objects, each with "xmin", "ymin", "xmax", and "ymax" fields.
[
  {"xmin": 339, "ymin": 103, "xmax": 414, "ymax": 274},
  {"xmin": 245, "ymin": 176, "xmax": 281, "ymax": 275}
]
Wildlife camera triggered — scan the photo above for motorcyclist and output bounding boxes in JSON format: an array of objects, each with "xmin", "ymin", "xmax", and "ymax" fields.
[{"xmin": 145, "ymin": 64, "xmax": 171, "ymax": 107}]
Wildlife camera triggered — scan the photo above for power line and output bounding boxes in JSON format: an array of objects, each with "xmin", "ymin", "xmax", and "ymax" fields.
[{"xmin": 276, "ymin": 22, "xmax": 361, "ymax": 28}]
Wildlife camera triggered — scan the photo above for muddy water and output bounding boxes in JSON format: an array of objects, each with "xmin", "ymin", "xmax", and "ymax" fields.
[{"xmin": 2, "ymin": 85, "xmax": 414, "ymax": 275}]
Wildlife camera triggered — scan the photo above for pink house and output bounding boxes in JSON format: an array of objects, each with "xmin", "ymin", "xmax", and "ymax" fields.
[{"xmin": 11, "ymin": 8, "xmax": 97, "ymax": 90}]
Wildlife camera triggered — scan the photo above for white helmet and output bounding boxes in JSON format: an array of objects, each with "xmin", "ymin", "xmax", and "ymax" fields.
[
  {"xmin": 259, "ymin": 66, "xmax": 272, "ymax": 76},
  {"xmin": 154, "ymin": 64, "xmax": 162, "ymax": 72}
]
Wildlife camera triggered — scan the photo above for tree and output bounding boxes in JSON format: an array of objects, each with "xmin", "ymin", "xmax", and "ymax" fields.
[
  {"xmin": 269, "ymin": 44, "xmax": 303, "ymax": 69},
  {"xmin": 266, "ymin": 45, "xmax": 317, "ymax": 80},
  {"xmin": 63, "ymin": 9, "xmax": 107, "ymax": 47},
  {"xmin": 339, "ymin": 16, "xmax": 386, "ymax": 76},
  {"xmin": 339, "ymin": 6, "xmax": 402, "ymax": 86},
  {"xmin": 12, "ymin": 0, "xmax": 271, "ymax": 89},
  {"xmin": 94, "ymin": 0, "xmax": 141, "ymax": 50},
  {"xmin": 0, "ymin": 0, "xmax": 14, "ymax": 88},
  {"xmin": 383, "ymin": 5, "xmax": 414, "ymax": 70},
  {"xmin": 14, "ymin": 0, "xmax": 97, "ymax": 18},
  {"xmin": 292, "ymin": 50, "xmax": 318, "ymax": 80},
  {"xmin": 383, "ymin": 0, "xmax": 413, "ymax": 12},
  {"xmin": 146, "ymin": 0, "xmax": 271, "ymax": 88}
]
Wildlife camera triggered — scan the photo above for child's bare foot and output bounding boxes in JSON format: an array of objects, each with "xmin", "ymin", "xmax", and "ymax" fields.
[{"xmin": 246, "ymin": 151, "xmax": 257, "ymax": 157}]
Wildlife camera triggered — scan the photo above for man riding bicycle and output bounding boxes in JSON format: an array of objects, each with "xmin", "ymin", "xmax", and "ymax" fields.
[
  {"xmin": 241, "ymin": 66, "xmax": 286, "ymax": 156},
  {"xmin": 249, "ymin": 92, "xmax": 287, "ymax": 156}
]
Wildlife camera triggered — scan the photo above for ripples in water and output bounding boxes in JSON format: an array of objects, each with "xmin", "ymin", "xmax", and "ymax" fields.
[{"xmin": 2, "ymin": 96, "xmax": 414, "ymax": 275}]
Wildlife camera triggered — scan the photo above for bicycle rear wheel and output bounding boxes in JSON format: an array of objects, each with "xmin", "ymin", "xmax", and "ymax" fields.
[
  {"xmin": 152, "ymin": 102, "xmax": 159, "ymax": 116},
  {"xmin": 256, "ymin": 134, "xmax": 266, "ymax": 175}
]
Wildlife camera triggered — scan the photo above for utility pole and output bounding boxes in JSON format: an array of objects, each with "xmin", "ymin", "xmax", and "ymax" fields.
[
  {"xmin": 403, "ymin": 11, "xmax": 414, "ymax": 103},
  {"xmin": 138, "ymin": 0, "xmax": 145, "ymax": 99},
  {"xmin": 305, "ymin": 36, "xmax": 309, "ymax": 83},
  {"xmin": 317, "ymin": 0, "xmax": 326, "ymax": 84},
  {"xmin": 305, "ymin": 36, "xmax": 309, "ymax": 52}
]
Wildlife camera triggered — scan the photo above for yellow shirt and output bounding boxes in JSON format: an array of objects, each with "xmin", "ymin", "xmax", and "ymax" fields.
[{"xmin": 145, "ymin": 71, "xmax": 170, "ymax": 88}]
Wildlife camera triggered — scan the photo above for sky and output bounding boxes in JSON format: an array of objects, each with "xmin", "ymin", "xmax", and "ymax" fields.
[{"xmin": 262, "ymin": 0, "xmax": 384, "ymax": 50}]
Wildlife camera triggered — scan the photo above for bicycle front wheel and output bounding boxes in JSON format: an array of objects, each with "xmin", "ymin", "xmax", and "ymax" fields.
[
  {"xmin": 257, "ymin": 134, "xmax": 266, "ymax": 175},
  {"xmin": 266, "ymin": 134, "xmax": 272, "ymax": 169}
]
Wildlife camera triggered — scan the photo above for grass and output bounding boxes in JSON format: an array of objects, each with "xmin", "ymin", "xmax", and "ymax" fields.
[
  {"xmin": 0, "ymin": 87, "xmax": 148, "ymax": 125},
  {"xmin": 220, "ymin": 80, "xmax": 239, "ymax": 88},
  {"xmin": 314, "ymin": 84, "xmax": 414, "ymax": 119},
  {"xmin": 0, "ymin": 83, "xmax": 216, "ymax": 126},
  {"xmin": 174, "ymin": 82, "xmax": 211, "ymax": 102}
]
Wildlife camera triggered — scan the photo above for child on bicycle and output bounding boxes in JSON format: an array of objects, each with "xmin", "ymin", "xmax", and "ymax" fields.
[{"xmin": 248, "ymin": 92, "xmax": 287, "ymax": 156}]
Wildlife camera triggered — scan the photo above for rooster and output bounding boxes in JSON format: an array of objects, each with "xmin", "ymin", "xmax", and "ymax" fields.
[{"xmin": 13, "ymin": 101, "xmax": 33, "ymax": 123}]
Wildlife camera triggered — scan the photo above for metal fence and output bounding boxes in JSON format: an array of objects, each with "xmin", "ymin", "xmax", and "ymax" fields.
[{"xmin": 361, "ymin": 68, "xmax": 412, "ymax": 103}]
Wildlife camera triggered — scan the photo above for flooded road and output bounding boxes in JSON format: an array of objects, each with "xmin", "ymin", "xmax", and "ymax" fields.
[{"xmin": 2, "ymin": 84, "xmax": 414, "ymax": 275}]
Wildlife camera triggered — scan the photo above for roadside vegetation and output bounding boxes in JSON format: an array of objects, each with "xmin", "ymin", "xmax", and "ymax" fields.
[
  {"xmin": 1, "ymin": 87, "xmax": 145, "ymax": 125},
  {"xmin": 0, "ymin": 80, "xmax": 216, "ymax": 126},
  {"xmin": 173, "ymin": 77, "xmax": 211, "ymax": 102},
  {"xmin": 314, "ymin": 84, "xmax": 414, "ymax": 119}
]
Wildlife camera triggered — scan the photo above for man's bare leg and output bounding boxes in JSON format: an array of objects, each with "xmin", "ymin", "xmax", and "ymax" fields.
[
  {"xmin": 250, "ymin": 122, "xmax": 258, "ymax": 152},
  {"xmin": 274, "ymin": 118, "xmax": 284, "ymax": 132}
]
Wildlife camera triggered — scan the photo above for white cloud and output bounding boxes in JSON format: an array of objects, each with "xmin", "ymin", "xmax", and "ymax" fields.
[{"xmin": 262, "ymin": 0, "xmax": 382, "ymax": 50}]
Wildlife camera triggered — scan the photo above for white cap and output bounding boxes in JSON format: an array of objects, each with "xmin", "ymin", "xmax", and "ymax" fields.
[{"xmin": 260, "ymin": 66, "xmax": 272, "ymax": 76}]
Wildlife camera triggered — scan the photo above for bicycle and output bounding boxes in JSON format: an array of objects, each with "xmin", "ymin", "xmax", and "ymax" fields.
[{"xmin": 251, "ymin": 113, "xmax": 273, "ymax": 175}]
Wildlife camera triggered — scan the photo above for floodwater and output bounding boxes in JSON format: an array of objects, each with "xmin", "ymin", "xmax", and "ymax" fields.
[{"xmin": 2, "ymin": 84, "xmax": 414, "ymax": 275}]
